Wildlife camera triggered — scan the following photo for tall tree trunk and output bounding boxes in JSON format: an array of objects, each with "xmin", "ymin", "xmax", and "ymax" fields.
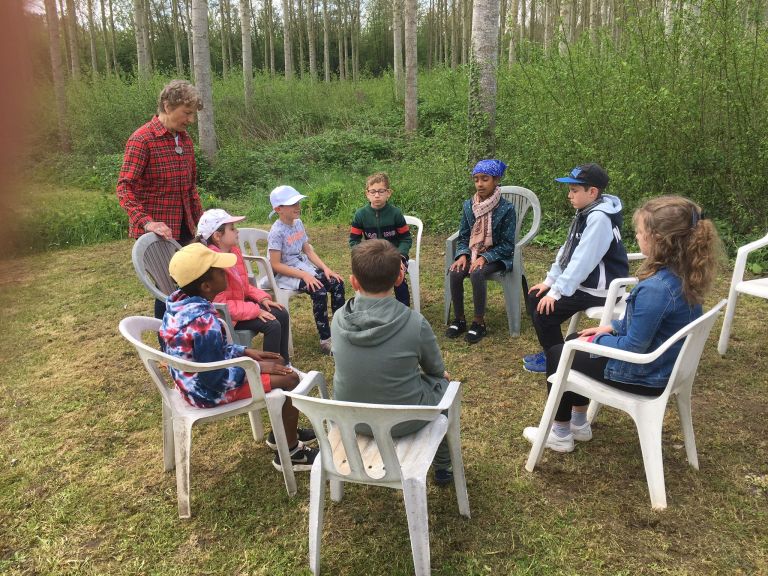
[
  {"xmin": 337, "ymin": 15, "xmax": 345, "ymax": 80},
  {"xmin": 590, "ymin": 0, "xmax": 600, "ymax": 43},
  {"xmin": 225, "ymin": 0, "xmax": 234, "ymax": 71},
  {"xmin": 99, "ymin": 0, "xmax": 112, "ymax": 74},
  {"xmin": 191, "ymin": 0, "xmax": 217, "ymax": 161},
  {"xmin": 185, "ymin": 0, "xmax": 195, "ymax": 80},
  {"xmin": 240, "ymin": 0, "xmax": 253, "ymax": 106},
  {"xmin": 322, "ymin": 0, "xmax": 330, "ymax": 81},
  {"xmin": 65, "ymin": 0, "xmax": 80, "ymax": 77},
  {"xmin": 559, "ymin": 0, "xmax": 570, "ymax": 54},
  {"xmin": 133, "ymin": 0, "xmax": 151, "ymax": 77},
  {"xmin": 498, "ymin": 0, "xmax": 507, "ymax": 60},
  {"xmin": 467, "ymin": 0, "xmax": 499, "ymax": 162},
  {"xmin": 219, "ymin": 0, "xmax": 229, "ymax": 75},
  {"xmin": 44, "ymin": 0, "xmax": 71, "ymax": 151},
  {"xmin": 108, "ymin": 0, "xmax": 119, "ymax": 72},
  {"xmin": 281, "ymin": 0, "xmax": 294, "ymax": 78},
  {"xmin": 393, "ymin": 0, "xmax": 404, "ymax": 98},
  {"xmin": 307, "ymin": 0, "xmax": 318, "ymax": 79},
  {"xmin": 143, "ymin": 0, "xmax": 154, "ymax": 69},
  {"xmin": 450, "ymin": 0, "xmax": 458, "ymax": 68},
  {"xmin": 404, "ymin": 0, "xmax": 417, "ymax": 132},
  {"xmin": 172, "ymin": 0, "xmax": 184, "ymax": 74},
  {"xmin": 508, "ymin": 0, "xmax": 518, "ymax": 63},
  {"xmin": 352, "ymin": 0, "xmax": 359, "ymax": 80},
  {"xmin": 87, "ymin": 0, "xmax": 99, "ymax": 74},
  {"xmin": 296, "ymin": 0, "xmax": 306, "ymax": 78}
]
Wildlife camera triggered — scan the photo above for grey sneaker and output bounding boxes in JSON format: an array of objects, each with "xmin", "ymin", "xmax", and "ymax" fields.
[
  {"xmin": 570, "ymin": 421, "xmax": 593, "ymax": 442},
  {"xmin": 523, "ymin": 426, "xmax": 575, "ymax": 453},
  {"xmin": 319, "ymin": 338, "xmax": 333, "ymax": 356}
]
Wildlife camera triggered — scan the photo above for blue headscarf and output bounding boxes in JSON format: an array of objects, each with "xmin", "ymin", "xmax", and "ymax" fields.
[{"xmin": 471, "ymin": 159, "xmax": 507, "ymax": 178}]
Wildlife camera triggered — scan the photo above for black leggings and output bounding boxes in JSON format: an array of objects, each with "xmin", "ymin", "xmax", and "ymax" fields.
[
  {"xmin": 448, "ymin": 260, "xmax": 505, "ymax": 320},
  {"xmin": 235, "ymin": 305, "xmax": 291, "ymax": 364},
  {"xmin": 298, "ymin": 271, "xmax": 346, "ymax": 340},
  {"xmin": 546, "ymin": 334, "xmax": 664, "ymax": 422}
]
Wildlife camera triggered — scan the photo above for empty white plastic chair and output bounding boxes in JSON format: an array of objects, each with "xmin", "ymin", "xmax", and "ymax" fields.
[
  {"xmin": 718, "ymin": 233, "xmax": 768, "ymax": 355},
  {"xmin": 525, "ymin": 300, "xmax": 726, "ymax": 509},
  {"xmin": 285, "ymin": 381, "xmax": 470, "ymax": 576},
  {"xmin": 404, "ymin": 215, "xmax": 423, "ymax": 313},
  {"xmin": 118, "ymin": 316, "xmax": 328, "ymax": 518},
  {"xmin": 444, "ymin": 186, "xmax": 541, "ymax": 336}
]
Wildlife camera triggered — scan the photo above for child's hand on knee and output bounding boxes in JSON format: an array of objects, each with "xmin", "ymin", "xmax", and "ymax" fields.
[
  {"xmin": 528, "ymin": 282, "xmax": 550, "ymax": 297},
  {"xmin": 450, "ymin": 255, "xmax": 468, "ymax": 272}
]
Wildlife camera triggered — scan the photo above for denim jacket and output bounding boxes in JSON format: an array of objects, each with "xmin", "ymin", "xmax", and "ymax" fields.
[
  {"xmin": 594, "ymin": 268, "xmax": 702, "ymax": 388},
  {"xmin": 454, "ymin": 197, "xmax": 517, "ymax": 271}
]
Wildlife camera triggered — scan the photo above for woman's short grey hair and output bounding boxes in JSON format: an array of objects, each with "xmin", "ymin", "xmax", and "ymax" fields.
[{"xmin": 157, "ymin": 80, "xmax": 203, "ymax": 114}]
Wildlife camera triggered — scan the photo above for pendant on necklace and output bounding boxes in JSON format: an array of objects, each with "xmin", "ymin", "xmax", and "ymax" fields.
[{"xmin": 175, "ymin": 145, "xmax": 183, "ymax": 155}]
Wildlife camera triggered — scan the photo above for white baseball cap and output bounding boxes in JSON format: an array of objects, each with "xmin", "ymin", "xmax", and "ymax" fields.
[
  {"xmin": 197, "ymin": 209, "xmax": 245, "ymax": 240},
  {"xmin": 269, "ymin": 185, "xmax": 307, "ymax": 218}
]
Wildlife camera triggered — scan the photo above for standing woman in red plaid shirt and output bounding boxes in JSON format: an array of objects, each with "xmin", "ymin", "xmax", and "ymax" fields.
[{"xmin": 117, "ymin": 80, "xmax": 205, "ymax": 317}]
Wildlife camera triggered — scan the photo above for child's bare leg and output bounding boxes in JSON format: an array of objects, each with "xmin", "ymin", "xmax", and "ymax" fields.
[{"xmin": 268, "ymin": 372, "xmax": 301, "ymax": 447}]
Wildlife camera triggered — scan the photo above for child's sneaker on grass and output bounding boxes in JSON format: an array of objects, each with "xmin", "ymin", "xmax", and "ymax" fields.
[
  {"xmin": 523, "ymin": 351, "xmax": 545, "ymax": 364},
  {"xmin": 523, "ymin": 353, "xmax": 547, "ymax": 373},
  {"xmin": 464, "ymin": 322, "xmax": 487, "ymax": 344},
  {"xmin": 523, "ymin": 426, "xmax": 575, "ymax": 453},
  {"xmin": 265, "ymin": 428, "xmax": 317, "ymax": 451},
  {"xmin": 434, "ymin": 467, "xmax": 453, "ymax": 486},
  {"xmin": 445, "ymin": 319, "xmax": 467, "ymax": 338},
  {"xmin": 272, "ymin": 442, "xmax": 319, "ymax": 472},
  {"xmin": 570, "ymin": 421, "xmax": 593, "ymax": 442}
]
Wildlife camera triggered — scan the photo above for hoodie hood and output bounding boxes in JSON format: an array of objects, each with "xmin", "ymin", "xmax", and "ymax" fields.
[
  {"xmin": 165, "ymin": 289, "xmax": 213, "ymax": 331},
  {"xmin": 591, "ymin": 194, "xmax": 623, "ymax": 215},
  {"xmin": 333, "ymin": 294, "xmax": 411, "ymax": 347}
]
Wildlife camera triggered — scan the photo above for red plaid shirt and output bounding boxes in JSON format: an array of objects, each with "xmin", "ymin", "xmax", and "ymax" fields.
[{"xmin": 117, "ymin": 116, "xmax": 203, "ymax": 239}]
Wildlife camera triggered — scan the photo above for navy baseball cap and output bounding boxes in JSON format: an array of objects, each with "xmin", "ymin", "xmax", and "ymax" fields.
[{"xmin": 555, "ymin": 163, "xmax": 609, "ymax": 189}]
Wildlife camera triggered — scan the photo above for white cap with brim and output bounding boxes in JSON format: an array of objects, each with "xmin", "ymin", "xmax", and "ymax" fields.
[
  {"xmin": 197, "ymin": 208, "xmax": 246, "ymax": 240},
  {"xmin": 269, "ymin": 185, "xmax": 307, "ymax": 218},
  {"xmin": 169, "ymin": 243, "xmax": 237, "ymax": 287}
]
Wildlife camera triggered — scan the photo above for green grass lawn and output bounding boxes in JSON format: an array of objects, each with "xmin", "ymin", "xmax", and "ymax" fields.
[{"xmin": 1, "ymin": 222, "xmax": 767, "ymax": 575}]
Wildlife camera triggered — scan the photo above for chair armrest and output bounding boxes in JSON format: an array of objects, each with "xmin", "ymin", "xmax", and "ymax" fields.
[
  {"xmin": 732, "ymin": 233, "xmax": 768, "ymax": 282},
  {"xmin": 291, "ymin": 370, "xmax": 329, "ymax": 399},
  {"xmin": 213, "ymin": 302, "xmax": 237, "ymax": 344},
  {"xmin": 435, "ymin": 380, "xmax": 462, "ymax": 411},
  {"xmin": 597, "ymin": 276, "xmax": 638, "ymax": 325},
  {"xmin": 242, "ymin": 254, "xmax": 281, "ymax": 292},
  {"xmin": 444, "ymin": 231, "xmax": 459, "ymax": 271},
  {"xmin": 516, "ymin": 200, "xmax": 542, "ymax": 249}
]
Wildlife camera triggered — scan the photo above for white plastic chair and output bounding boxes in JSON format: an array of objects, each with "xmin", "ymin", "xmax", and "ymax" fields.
[
  {"xmin": 718, "ymin": 233, "xmax": 768, "ymax": 355},
  {"xmin": 444, "ymin": 186, "xmax": 541, "ymax": 336},
  {"xmin": 118, "ymin": 316, "xmax": 328, "ymax": 518},
  {"xmin": 565, "ymin": 253, "xmax": 645, "ymax": 336},
  {"xmin": 404, "ymin": 215, "xmax": 423, "ymax": 313},
  {"xmin": 525, "ymin": 300, "xmax": 726, "ymax": 509},
  {"xmin": 238, "ymin": 227, "xmax": 298, "ymax": 355},
  {"xmin": 131, "ymin": 232, "xmax": 255, "ymax": 346},
  {"xmin": 285, "ymin": 381, "xmax": 470, "ymax": 576}
]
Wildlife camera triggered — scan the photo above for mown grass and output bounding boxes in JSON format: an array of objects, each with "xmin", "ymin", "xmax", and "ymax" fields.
[{"xmin": 1, "ymin": 220, "xmax": 767, "ymax": 575}]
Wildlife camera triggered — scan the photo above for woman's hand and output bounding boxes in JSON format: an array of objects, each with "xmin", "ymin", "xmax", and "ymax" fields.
[
  {"xmin": 449, "ymin": 255, "xmax": 468, "ymax": 273},
  {"xmin": 145, "ymin": 221, "xmax": 173, "ymax": 240}
]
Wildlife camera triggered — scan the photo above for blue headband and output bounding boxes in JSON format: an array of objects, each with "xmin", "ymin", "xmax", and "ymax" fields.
[{"xmin": 472, "ymin": 159, "xmax": 507, "ymax": 178}]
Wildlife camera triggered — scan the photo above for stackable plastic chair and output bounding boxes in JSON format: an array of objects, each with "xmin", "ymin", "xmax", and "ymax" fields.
[
  {"xmin": 285, "ymin": 381, "xmax": 470, "ymax": 576},
  {"xmin": 119, "ymin": 316, "xmax": 328, "ymax": 518},
  {"xmin": 525, "ymin": 300, "xmax": 726, "ymax": 509},
  {"xmin": 404, "ymin": 215, "xmax": 423, "ymax": 313},
  {"xmin": 718, "ymin": 233, "xmax": 768, "ymax": 355},
  {"xmin": 131, "ymin": 233, "xmax": 255, "ymax": 346},
  {"xmin": 444, "ymin": 186, "xmax": 541, "ymax": 336}
]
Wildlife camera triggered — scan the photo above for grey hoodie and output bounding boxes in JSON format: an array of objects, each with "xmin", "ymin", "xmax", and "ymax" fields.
[{"xmin": 332, "ymin": 295, "xmax": 447, "ymax": 407}]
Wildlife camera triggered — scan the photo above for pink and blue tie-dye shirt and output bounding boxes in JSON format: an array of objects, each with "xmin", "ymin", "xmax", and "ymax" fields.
[{"xmin": 160, "ymin": 289, "xmax": 249, "ymax": 408}]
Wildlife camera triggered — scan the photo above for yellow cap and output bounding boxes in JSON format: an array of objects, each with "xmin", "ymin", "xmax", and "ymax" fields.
[{"xmin": 168, "ymin": 243, "xmax": 237, "ymax": 287}]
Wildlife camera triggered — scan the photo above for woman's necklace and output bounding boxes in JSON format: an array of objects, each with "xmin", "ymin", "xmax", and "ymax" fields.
[{"xmin": 174, "ymin": 133, "xmax": 183, "ymax": 155}]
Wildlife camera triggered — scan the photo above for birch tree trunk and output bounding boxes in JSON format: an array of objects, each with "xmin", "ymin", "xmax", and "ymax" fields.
[
  {"xmin": 559, "ymin": 0, "xmax": 570, "ymax": 54},
  {"xmin": 109, "ymin": 0, "xmax": 119, "ymax": 72},
  {"xmin": 191, "ymin": 0, "xmax": 217, "ymax": 161},
  {"xmin": 462, "ymin": 0, "xmax": 471, "ymax": 64},
  {"xmin": 404, "ymin": 0, "xmax": 417, "ymax": 132},
  {"xmin": 186, "ymin": 0, "xmax": 195, "ymax": 80},
  {"xmin": 352, "ymin": 0, "xmax": 359, "ymax": 81},
  {"xmin": 240, "ymin": 0, "xmax": 253, "ymax": 106},
  {"xmin": 498, "ymin": 0, "xmax": 507, "ymax": 60},
  {"xmin": 296, "ymin": 0, "xmax": 306, "ymax": 77},
  {"xmin": 508, "ymin": 0, "xmax": 518, "ymax": 63},
  {"xmin": 393, "ymin": 0, "xmax": 404, "ymax": 98},
  {"xmin": 322, "ymin": 0, "xmax": 330, "ymax": 81},
  {"xmin": 87, "ymin": 0, "xmax": 99, "ymax": 74},
  {"xmin": 307, "ymin": 0, "xmax": 318, "ymax": 80},
  {"xmin": 450, "ymin": 0, "xmax": 458, "ymax": 68},
  {"xmin": 219, "ymin": 0, "xmax": 229, "ymax": 75},
  {"xmin": 281, "ymin": 0, "xmax": 294, "ymax": 78},
  {"xmin": 172, "ymin": 0, "xmax": 184, "ymax": 74},
  {"xmin": 44, "ymin": 0, "xmax": 71, "ymax": 152},
  {"xmin": 99, "ymin": 0, "xmax": 112, "ymax": 74},
  {"xmin": 65, "ymin": 0, "xmax": 80, "ymax": 77},
  {"xmin": 467, "ymin": 0, "xmax": 499, "ymax": 161},
  {"xmin": 133, "ymin": 0, "xmax": 151, "ymax": 77}
]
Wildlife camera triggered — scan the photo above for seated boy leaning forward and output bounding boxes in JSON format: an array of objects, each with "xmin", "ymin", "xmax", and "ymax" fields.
[
  {"xmin": 331, "ymin": 239, "xmax": 454, "ymax": 486},
  {"xmin": 522, "ymin": 163, "xmax": 629, "ymax": 373},
  {"xmin": 161, "ymin": 243, "xmax": 318, "ymax": 471},
  {"xmin": 349, "ymin": 171, "xmax": 412, "ymax": 307}
]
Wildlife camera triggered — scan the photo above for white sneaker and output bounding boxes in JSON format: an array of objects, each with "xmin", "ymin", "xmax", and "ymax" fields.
[
  {"xmin": 570, "ymin": 421, "xmax": 593, "ymax": 442},
  {"xmin": 523, "ymin": 426, "xmax": 575, "ymax": 453}
]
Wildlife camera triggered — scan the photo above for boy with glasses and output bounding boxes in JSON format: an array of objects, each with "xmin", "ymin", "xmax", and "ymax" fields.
[
  {"xmin": 349, "ymin": 172, "xmax": 413, "ymax": 306},
  {"xmin": 523, "ymin": 163, "xmax": 629, "ymax": 372}
]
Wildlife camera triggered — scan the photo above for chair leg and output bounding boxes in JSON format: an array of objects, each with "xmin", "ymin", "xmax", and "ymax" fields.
[
  {"xmin": 634, "ymin": 415, "xmax": 668, "ymax": 510},
  {"xmin": 308, "ymin": 458, "xmax": 326, "ymax": 576},
  {"xmin": 443, "ymin": 272, "xmax": 452, "ymax": 325},
  {"xmin": 330, "ymin": 478, "xmax": 344, "ymax": 502},
  {"xmin": 586, "ymin": 400, "xmax": 602, "ymax": 424},
  {"xmin": 248, "ymin": 409, "xmax": 265, "ymax": 442},
  {"xmin": 408, "ymin": 261, "xmax": 421, "ymax": 314},
  {"xmin": 446, "ymin": 419, "xmax": 470, "ymax": 517},
  {"xmin": 717, "ymin": 289, "xmax": 739, "ymax": 355},
  {"xmin": 265, "ymin": 394, "xmax": 297, "ymax": 497},
  {"xmin": 402, "ymin": 477, "xmax": 431, "ymax": 576},
  {"xmin": 172, "ymin": 418, "xmax": 193, "ymax": 518},
  {"xmin": 162, "ymin": 403, "xmax": 175, "ymax": 472},
  {"xmin": 525, "ymin": 385, "xmax": 564, "ymax": 472},
  {"xmin": 675, "ymin": 392, "xmax": 699, "ymax": 470},
  {"xmin": 501, "ymin": 274, "xmax": 521, "ymax": 337}
]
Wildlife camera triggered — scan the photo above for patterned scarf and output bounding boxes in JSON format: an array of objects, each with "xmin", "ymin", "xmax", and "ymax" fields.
[{"xmin": 470, "ymin": 187, "xmax": 501, "ymax": 261}]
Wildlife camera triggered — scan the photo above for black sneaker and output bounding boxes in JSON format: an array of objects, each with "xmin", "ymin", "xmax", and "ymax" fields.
[
  {"xmin": 272, "ymin": 442, "xmax": 319, "ymax": 472},
  {"xmin": 265, "ymin": 428, "xmax": 316, "ymax": 451},
  {"xmin": 445, "ymin": 319, "xmax": 467, "ymax": 338},
  {"xmin": 434, "ymin": 467, "xmax": 453, "ymax": 486},
  {"xmin": 464, "ymin": 322, "xmax": 487, "ymax": 344}
]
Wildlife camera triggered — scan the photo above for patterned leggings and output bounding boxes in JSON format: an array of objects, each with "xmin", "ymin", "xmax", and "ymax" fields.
[{"xmin": 298, "ymin": 271, "xmax": 346, "ymax": 340}]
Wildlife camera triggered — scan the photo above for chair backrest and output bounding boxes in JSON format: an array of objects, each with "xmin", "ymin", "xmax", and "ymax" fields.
[
  {"xmin": 404, "ymin": 215, "xmax": 423, "ymax": 264},
  {"xmin": 285, "ymin": 393, "xmax": 446, "ymax": 484},
  {"xmin": 662, "ymin": 300, "xmax": 726, "ymax": 397},
  {"xmin": 499, "ymin": 186, "xmax": 542, "ymax": 249},
  {"xmin": 237, "ymin": 227, "xmax": 271, "ymax": 283},
  {"xmin": 131, "ymin": 233, "xmax": 182, "ymax": 300}
]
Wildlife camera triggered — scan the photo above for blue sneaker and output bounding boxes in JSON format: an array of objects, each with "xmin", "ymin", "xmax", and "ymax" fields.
[
  {"xmin": 523, "ymin": 353, "xmax": 547, "ymax": 373},
  {"xmin": 523, "ymin": 351, "xmax": 545, "ymax": 364}
]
